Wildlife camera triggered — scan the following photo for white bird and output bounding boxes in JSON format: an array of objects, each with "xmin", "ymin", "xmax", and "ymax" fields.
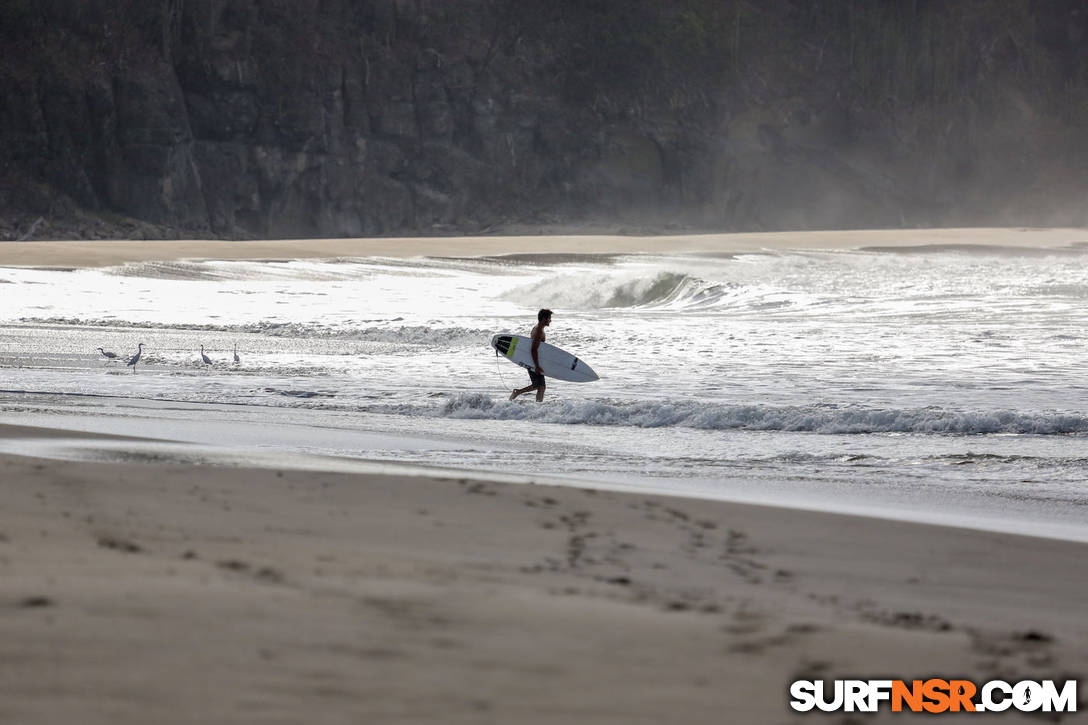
[
  {"xmin": 126, "ymin": 343, "xmax": 144, "ymax": 373},
  {"xmin": 200, "ymin": 345, "xmax": 213, "ymax": 365},
  {"xmin": 97, "ymin": 347, "xmax": 118, "ymax": 360},
  {"xmin": 233, "ymin": 343, "xmax": 240, "ymax": 364}
]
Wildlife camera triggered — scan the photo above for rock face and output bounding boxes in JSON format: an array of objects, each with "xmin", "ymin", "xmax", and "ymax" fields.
[{"xmin": 2, "ymin": 0, "xmax": 1088, "ymax": 240}]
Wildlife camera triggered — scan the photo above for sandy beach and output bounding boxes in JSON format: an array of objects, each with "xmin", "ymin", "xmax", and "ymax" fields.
[{"xmin": 0, "ymin": 422, "xmax": 1084, "ymax": 724}]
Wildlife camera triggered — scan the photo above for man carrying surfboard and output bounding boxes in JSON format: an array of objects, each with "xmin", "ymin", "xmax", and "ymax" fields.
[{"xmin": 510, "ymin": 309, "xmax": 552, "ymax": 402}]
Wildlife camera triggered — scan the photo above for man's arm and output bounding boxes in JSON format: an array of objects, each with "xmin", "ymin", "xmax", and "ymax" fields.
[{"xmin": 531, "ymin": 326, "xmax": 543, "ymax": 373}]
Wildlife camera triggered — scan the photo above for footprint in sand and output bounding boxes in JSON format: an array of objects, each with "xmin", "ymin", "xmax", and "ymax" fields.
[
  {"xmin": 16, "ymin": 595, "xmax": 54, "ymax": 608},
  {"xmin": 96, "ymin": 535, "xmax": 143, "ymax": 553},
  {"xmin": 216, "ymin": 559, "xmax": 284, "ymax": 583}
]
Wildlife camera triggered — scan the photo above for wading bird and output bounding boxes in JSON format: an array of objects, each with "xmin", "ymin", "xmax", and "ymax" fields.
[
  {"xmin": 97, "ymin": 347, "xmax": 118, "ymax": 360},
  {"xmin": 200, "ymin": 345, "xmax": 213, "ymax": 365},
  {"xmin": 126, "ymin": 343, "xmax": 144, "ymax": 373},
  {"xmin": 233, "ymin": 343, "xmax": 240, "ymax": 364}
]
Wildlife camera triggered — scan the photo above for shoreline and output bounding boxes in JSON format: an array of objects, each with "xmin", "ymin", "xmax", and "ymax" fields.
[
  {"xmin": 1, "ymin": 433, "xmax": 1086, "ymax": 723},
  {"xmin": 1, "ymin": 227, "xmax": 1086, "ymax": 268},
  {"xmin": 2, "ymin": 419, "xmax": 1086, "ymax": 546}
]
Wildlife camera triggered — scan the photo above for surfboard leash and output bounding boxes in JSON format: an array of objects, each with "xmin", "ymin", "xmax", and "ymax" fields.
[{"xmin": 494, "ymin": 348, "xmax": 511, "ymax": 394}]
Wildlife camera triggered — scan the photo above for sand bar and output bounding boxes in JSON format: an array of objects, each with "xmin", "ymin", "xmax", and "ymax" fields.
[
  {"xmin": 1, "ymin": 227, "xmax": 1087, "ymax": 267},
  {"xmin": 0, "ymin": 422, "xmax": 1085, "ymax": 724}
]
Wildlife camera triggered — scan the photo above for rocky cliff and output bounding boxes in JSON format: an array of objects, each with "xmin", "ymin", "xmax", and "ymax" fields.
[{"xmin": 2, "ymin": 0, "xmax": 1087, "ymax": 240}]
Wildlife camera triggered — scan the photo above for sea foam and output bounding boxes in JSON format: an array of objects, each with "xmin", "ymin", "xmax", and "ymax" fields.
[{"xmin": 440, "ymin": 394, "xmax": 1088, "ymax": 435}]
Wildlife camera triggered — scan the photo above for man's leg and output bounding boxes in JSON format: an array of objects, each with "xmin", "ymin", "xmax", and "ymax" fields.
[
  {"xmin": 535, "ymin": 382, "xmax": 546, "ymax": 402},
  {"xmin": 511, "ymin": 383, "xmax": 541, "ymax": 400}
]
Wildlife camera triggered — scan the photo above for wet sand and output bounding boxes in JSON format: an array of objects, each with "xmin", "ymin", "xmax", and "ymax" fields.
[
  {"xmin": 1, "ymin": 227, "xmax": 1086, "ymax": 268},
  {"xmin": 0, "ymin": 425, "xmax": 1085, "ymax": 724}
]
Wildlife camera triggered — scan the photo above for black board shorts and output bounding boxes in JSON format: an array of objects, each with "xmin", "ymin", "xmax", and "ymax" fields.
[{"xmin": 527, "ymin": 368, "xmax": 545, "ymax": 387}]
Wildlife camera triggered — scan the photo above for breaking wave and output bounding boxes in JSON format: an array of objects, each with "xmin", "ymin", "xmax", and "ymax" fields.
[
  {"xmin": 502, "ymin": 272, "xmax": 736, "ymax": 310},
  {"xmin": 440, "ymin": 394, "xmax": 1088, "ymax": 435}
]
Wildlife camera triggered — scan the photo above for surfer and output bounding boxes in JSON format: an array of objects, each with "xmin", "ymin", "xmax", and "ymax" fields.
[{"xmin": 510, "ymin": 308, "xmax": 552, "ymax": 402}]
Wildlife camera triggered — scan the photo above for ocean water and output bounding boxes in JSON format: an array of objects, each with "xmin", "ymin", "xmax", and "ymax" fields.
[{"xmin": 2, "ymin": 242, "xmax": 1088, "ymax": 540}]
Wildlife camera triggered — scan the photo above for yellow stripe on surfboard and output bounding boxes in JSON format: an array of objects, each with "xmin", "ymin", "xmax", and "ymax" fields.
[{"xmin": 506, "ymin": 336, "xmax": 518, "ymax": 359}]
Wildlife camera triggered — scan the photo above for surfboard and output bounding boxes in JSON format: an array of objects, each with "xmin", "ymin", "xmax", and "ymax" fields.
[{"xmin": 490, "ymin": 334, "xmax": 599, "ymax": 383}]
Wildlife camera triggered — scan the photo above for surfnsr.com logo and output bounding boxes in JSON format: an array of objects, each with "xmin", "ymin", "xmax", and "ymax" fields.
[{"xmin": 790, "ymin": 679, "xmax": 1078, "ymax": 713}]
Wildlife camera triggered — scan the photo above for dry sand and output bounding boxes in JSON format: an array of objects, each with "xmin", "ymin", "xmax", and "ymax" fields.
[
  {"xmin": 1, "ymin": 227, "xmax": 1087, "ymax": 267},
  {"xmin": 0, "ymin": 424, "xmax": 1085, "ymax": 724}
]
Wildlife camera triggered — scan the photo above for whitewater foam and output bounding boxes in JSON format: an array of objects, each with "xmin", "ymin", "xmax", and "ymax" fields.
[
  {"xmin": 440, "ymin": 394, "xmax": 1088, "ymax": 435},
  {"xmin": 16, "ymin": 318, "xmax": 494, "ymax": 347}
]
